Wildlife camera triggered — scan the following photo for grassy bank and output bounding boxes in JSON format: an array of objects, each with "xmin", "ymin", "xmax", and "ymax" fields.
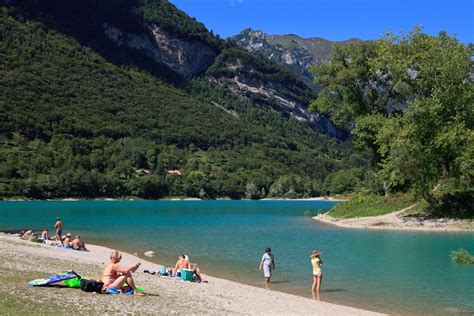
[{"xmin": 328, "ymin": 194, "xmax": 416, "ymax": 219}]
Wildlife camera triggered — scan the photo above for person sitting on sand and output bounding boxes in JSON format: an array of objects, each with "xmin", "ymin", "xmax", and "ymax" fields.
[
  {"xmin": 173, "ymin": 254, "xmax": 188, "ymax": 278},
  {"xmin": 259, "ymin": 247, "xmax": 275, "ymax": 288},
  {"xmin": 41, "ymin": 228, "xmax": 49, "ymax": 240},
  {"xmin": 101, "ymin": 250, "xmax": 144, "ymax": 295},
  {"xmin": 39, "ymin": 228, "xmax": 53, "ymax": 244},
  {"xmin": 310, "ymin": 249, "xmax": 323, "ymax": 294},
  {"xmin": 62, "ymin": 233, "xmax": 72, "ymax": 247},
  {"xmin": 71, "ymin": 235, "xmax": 86, "ymax": 250}
]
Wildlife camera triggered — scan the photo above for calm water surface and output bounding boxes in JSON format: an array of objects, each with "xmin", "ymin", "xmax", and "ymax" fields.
[{"xmin": 0, "ymin": 200, "xmax": 473, "ymax": 315}]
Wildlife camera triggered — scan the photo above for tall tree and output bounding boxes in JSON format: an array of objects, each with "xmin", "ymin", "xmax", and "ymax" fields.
[{"xmin": 311, "ymin": 28, "xmax": 473, "ymax": 211}]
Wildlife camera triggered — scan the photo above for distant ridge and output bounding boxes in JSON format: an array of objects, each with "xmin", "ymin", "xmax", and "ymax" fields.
[{"xmin": 229, "ymin": 28, "xmax": 362, "ymax": 84}]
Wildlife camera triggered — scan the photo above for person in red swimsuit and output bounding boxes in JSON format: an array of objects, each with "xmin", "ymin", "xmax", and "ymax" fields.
[{"xmin": 101, "ymin": 250, "xmax": 144, "ymax": 295}]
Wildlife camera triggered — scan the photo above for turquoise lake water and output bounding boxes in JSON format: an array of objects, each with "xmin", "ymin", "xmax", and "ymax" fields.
[{"xmin": 0, "ymin": 200, "xmax": 473, "ymax": 315}]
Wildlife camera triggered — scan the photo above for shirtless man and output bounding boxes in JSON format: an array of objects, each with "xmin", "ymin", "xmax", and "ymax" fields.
[
  {"xmin": 71, "ymin": 235, "xmax": 86, "ymax": 250},
  {"xmin": 41, "ymin": 228, "xmax": 49, "ymax": 240},
  {"xmin": 173, "ymin": 255, "xmax": 189, "ymax": 278},
  {"xmin": 55, "ymin": 218, "xmax": 62, "ymax": 241},
  {"xmin": 173, "ymin": 255, "xmax": 205, "ymax": 282},
  {"xmin": 101, "ymin": 250, "xmax": 144, "ymax": 295}
]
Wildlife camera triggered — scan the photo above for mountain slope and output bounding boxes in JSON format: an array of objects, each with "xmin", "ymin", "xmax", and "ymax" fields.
[
  {"xmin": 230, "ymin": 28, "xmax": 362, "ymax": 84},
  {"xmin": 9, "ymin": 0, "xmax": 342, "ymax": 136},
  {"xmin": 0, "ymin": 6, "xmax": 366, "ymax": 199}
]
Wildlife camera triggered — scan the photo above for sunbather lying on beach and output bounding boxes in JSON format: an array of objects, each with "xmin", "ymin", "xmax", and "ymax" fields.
[
  {"xmin": 101, "ymin": 250, "xmax": 145, "ymax": 295},
  {"xmin": 21, "ymin": 230, "xmax": 34, "ymax": 240}
]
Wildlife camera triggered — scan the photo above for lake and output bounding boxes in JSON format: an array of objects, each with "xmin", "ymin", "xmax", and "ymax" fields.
[{"xmin": 0, "ymin": 200, "xmax": 473, "ymax": 315}]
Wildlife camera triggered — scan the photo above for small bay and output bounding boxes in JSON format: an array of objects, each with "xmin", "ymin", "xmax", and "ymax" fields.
[{"xmin": 0, "ymin": 200, "xmax": 473, "ymax": 315}]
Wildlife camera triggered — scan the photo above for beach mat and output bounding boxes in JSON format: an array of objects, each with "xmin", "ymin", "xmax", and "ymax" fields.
[{"xmin": 28, "ymin": 270, "xmax": 81, "ymax": 286}]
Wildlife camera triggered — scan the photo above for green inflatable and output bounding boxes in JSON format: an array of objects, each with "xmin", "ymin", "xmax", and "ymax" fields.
[{"xmin": 63, "ymin": 277, "xmax": 81, "ymax": 288}]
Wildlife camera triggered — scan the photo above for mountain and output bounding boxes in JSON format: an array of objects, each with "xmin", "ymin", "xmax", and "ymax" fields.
[
  {"xmin": 0, "ymin": 0, "xmax": 367, "ymax": 199},
  {"xmin": 229, "ymin": 28, "xmax": 362, "ymax": 85}
]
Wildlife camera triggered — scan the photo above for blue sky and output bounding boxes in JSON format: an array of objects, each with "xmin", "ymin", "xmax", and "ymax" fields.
[{"xmin": 171, "ymin": 0, "xmax": 474, "ymax": 43}]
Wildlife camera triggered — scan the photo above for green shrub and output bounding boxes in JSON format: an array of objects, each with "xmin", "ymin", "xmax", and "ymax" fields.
[
  {"xmin": 450, "ymin": 249, "xmax": 474, "ymax": 264},
  {"xmin": 329, "ymin": 193, "xmax": 415, "ymax": 219}
]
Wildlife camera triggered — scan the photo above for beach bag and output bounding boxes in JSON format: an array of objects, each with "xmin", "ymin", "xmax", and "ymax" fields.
[
  {"xmin": 159, "ymin": 266, "xmax": 173, "ymax": 276},
  {"xmin": 80, "ymin": 279, "xmax": 104, "ymax": 293}
]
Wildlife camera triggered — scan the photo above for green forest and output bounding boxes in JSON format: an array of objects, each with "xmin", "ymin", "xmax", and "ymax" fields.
[
  {"xmin": 0, "ymin": 5, "xmax": 367, "ymax": 200},
  {"xmin": 0, "ymin": 0, "xmax": 472, "ymax": 218}
]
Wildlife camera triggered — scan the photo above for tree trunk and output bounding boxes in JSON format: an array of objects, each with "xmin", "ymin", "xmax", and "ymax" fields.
[
  {"xmin": 422, "ymin": 192, "xmax": 441, "ymax": 211},
  {"xmin": 383, "ymin": 181, "xmax": 389, "ymax": 197}
]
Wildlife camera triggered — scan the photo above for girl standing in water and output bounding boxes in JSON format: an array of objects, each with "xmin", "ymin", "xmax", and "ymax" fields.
[{"xmin": 311, "ymin": 249, "xmax": 323, "ymax": 294}]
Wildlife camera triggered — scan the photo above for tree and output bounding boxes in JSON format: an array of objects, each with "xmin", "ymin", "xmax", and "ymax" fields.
[{"xmin": 311, "ymin": 28, "xmax": 473, "ymax": 212}]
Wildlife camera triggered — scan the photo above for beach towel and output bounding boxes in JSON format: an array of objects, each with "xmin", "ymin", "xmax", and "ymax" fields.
[{"xmin": 28, "ymin": 270, "xmax": 81, "ymax": 286}]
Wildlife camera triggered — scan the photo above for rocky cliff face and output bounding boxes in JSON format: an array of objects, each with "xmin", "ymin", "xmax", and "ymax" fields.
[
  {"xmin": 211, "ymin": 74, "xmax": 337, "ymax": 136},
  {"xmin": 230, "ymin": 28, "xmax": 361, "ymax": 83},
  {"xmin": 102, "ymin": 23, "xmax": 217, "ymax": 78},
  {"xmin": 206, "ymin": 51, "xmax": 338, "ymax": 137}
]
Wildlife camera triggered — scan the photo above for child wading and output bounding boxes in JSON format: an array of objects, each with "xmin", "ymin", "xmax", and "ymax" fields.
[{"xmin": 311, "ymin": 249, "xmax": 323, "ymax": 294}]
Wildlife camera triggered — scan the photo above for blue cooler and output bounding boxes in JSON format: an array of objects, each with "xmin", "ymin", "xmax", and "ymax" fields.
[{"xmin": 181, "ymin": 269, "xmax": 194, "ymax": 281}]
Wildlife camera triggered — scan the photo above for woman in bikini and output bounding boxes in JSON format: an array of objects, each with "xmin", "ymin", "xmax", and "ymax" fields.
[{"xmin": 101, "ymin": 250, "xmax": 144, "ymax": 295}]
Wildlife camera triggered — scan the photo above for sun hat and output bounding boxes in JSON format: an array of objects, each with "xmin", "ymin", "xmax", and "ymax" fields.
[{"xmin": 66, "ymin": 233, "xmax": 71, "ymax": 237}]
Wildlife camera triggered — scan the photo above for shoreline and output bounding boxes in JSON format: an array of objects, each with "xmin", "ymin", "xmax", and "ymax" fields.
[
  {"xmin": 314, "ymin": 208, "xmax": 474, "ymax": 232},
  {"xmin": 0, "ymin": 233, "xmax": 382, "ymax": 315},
  {"xmin": 0, "ymin": 196, "xmax": 346, "ymax": 202}
]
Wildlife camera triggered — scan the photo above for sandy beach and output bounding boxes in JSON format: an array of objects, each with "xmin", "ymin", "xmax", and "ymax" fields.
[
  {"xmin": 314, "ymin": 207, "xmax": 474, "ymax": 232},
  {"xmin": 0, "ymin": 233, "xmax": 382, "ymax": 315}
]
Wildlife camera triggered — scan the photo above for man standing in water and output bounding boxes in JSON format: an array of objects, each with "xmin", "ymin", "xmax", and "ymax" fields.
[
  {"xmin": 55, "ymin": 218, "xmax": 62, "ymax": 241},
  {"xmin": 259, "ymin": 247, "xmax": 275, "ymax": 288}
]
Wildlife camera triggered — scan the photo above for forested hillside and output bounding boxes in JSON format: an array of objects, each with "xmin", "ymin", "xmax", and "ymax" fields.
[{"xmin": 0, "ymin": 4, "xmax": 368, "ymax": 199}]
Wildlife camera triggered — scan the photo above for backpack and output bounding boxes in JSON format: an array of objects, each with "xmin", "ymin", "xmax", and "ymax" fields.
[{"xmin": 80, "ymin": 279, "xmax": 104, "ymax": 293}]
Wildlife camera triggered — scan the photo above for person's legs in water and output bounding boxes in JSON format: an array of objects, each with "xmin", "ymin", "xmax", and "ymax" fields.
[
  {"xmin": 315, "ymin": 273, "xmax": 322, "ymax": 293},
  {"xmin": 312, "ymin": 274, "xmax": 317, "ymax": 292},
  {"xmin": 265, "ymin": 276, "xmax": 271, "ymax": 288},
  {"xmin": 263, "ymin": 264, "xmax": 271, "ymax": 288}
]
